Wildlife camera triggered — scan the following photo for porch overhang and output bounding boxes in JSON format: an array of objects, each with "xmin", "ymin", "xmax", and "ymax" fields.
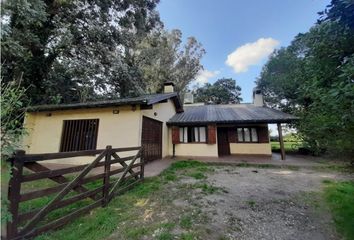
[{"xmin": 166, "ymin": 119, "xmax": 297, "ymax": 126}]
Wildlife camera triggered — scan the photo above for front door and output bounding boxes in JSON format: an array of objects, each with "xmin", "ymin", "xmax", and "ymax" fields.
[
  {"xmin": 141, "ymin": 116, "xmax": 163, "ymax": 162},
  {"xmin": 217, "ymin": 128, "xmax": 230, "ymax": 156}
]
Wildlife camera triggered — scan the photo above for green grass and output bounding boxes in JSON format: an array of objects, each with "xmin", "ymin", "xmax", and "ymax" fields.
[
  {"xmin": 323, "ymin": 181, "xmax": 354, "ymax": 240},
  {"xmin": 21, "ymin": 160, "xmax": 300, "ymax": 239},
  {"xmin": 271, "ymin": 141, "xmax": 302, "ymax": 152},
  {"xmin": 34, "ymin": 175, "xmax": 166, "ymax": 240},
  {"xmin": 246, "ymin": 200, "xmax": 256, "ymax": 207},
  {"xmin": 192, "ymin": 183, "xmax": 220, "ymax": 194},
  {"xmin": 29, "ymin": 160, "xmax": 212, "ymax": 239},
  {"xmin": 180, "ymin": 214, "xmax": 193, "ymax": 229},
  {"xmin": 168, "ymin": 160, "xmax": 207, "ymax": 170},
  {"xmin": 157, "ymin": 232, "xmax": 174, "ymax": 240},
  {"xmin": 187, "ymin": 171, "xmax": 206, "ymax": 179},
  {"xmin": 180, "ymin": 232, "xmax": 198, "ymax": 240},
  {"xmin": 161, "ymin": 160, "xmax": 210, "ymax": 182}
]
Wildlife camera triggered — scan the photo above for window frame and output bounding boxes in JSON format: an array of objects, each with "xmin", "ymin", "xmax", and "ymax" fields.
[
  {"xmin": 60, "ymin": 119, "xmax": 99, "ymax": 152},
  {"xmin": 179, "ymin": 126, "xmax": 207, "ymax": 143},
  {"xmin": 237, "ymin": 127, "xmax": 259, "ymax": 143}
]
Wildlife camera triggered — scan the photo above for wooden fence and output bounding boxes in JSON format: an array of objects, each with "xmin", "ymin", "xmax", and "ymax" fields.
[{"xmin": 5, "ymin": 145, "xmax": 144, "ymax": 240}]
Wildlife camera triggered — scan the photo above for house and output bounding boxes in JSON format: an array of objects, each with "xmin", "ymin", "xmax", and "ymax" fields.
[{"xmin": 22, "ymin": 83, "xmax": 297, "ymax": 164}]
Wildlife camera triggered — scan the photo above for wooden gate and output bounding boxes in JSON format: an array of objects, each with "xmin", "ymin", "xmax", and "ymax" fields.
[
  {"xmin": 141, "ymin": 116, "xmax": 162, "ymax": 162},
  {"xmin": 5, "ymin": 146, "xmax": 143, "ymax": 240}
]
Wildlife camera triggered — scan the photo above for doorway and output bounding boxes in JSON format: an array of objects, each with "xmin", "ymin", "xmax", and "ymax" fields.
[
  {"xmin": 217, "ymin": 127, "xmax": 230, "ymax": 156},
  {"xmin": 141, "ymin": 116, "xmax": 163, "ymax": 162}
]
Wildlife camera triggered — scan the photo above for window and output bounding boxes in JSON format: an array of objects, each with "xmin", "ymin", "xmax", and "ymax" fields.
[
  {"xmin": 179, "ymin": 126, "xmax": 206, "ymax": 143},
  {"xmin": 237, "ymin": 127, "xmax": 258, "ymax": 143},
  {"xmin": 244, "ymin": 128, "xmax": 250, "ymax": 142},
  {"xmin": 251, "ymin": 128, "xmax": 258, "ymax": 142},
  {"xmin": 60, "ymin": 119, "xmax": 99, "ymax": 152}
]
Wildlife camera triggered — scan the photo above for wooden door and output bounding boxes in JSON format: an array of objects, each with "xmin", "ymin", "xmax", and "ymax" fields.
[
  {"xmin": 217, "ymin": 127, "xmax": 230, "ymax": 156},
  {"xmin": 141, "ymin": 116, "xmax": 163, "ymax": 162}
]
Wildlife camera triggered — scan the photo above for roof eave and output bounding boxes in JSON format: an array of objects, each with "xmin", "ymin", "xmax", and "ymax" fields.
[
  {"xmin": 167, "ymin": 118, "xmax": 299, "ymax": 126},
  {"xmin": 26, "ymin": 100, "xmax": 146, "ymax": 112},
  {"xmin": 26, "ymin": 92, "xmax": 184, "ymax": 113}
]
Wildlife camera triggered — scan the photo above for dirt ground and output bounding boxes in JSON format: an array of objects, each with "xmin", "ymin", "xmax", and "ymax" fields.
[
  {"xmin": 107, "ymin": 165, "xmax": 353, "ymax": 240},
  {"xmin": 196, "ymin": 167, "xmax": 347, "ymax": 240}
]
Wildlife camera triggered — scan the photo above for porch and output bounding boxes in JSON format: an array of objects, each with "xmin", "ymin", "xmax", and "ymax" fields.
[{"xmin": 168, "ymin": 103, "xmax": 298, "ymax": 161}]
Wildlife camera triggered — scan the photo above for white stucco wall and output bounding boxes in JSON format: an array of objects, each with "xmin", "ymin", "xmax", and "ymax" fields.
[
  {"xmin": 141, "ymin": 100, "xmax": 176, "ymax": 158},
  {"xmin": 22, "ymin": 100, "xmax": 177, "ymax": 164},
  {"xmin": 167, "ymin": 128, "xmax": 218, "ymax": 157},
  {"xmin": 229, "ymin": 143, "xmax": 272, "ymax": 155},
  {"xmin": 173, "ymin": 143, "xmax": 218, "ymax": 157},
  {"xmin": 167, "ymin": 125, "xmax": 271, "ymax": 157}
]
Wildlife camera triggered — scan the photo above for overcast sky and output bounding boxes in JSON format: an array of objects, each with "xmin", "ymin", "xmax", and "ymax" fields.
[{"xmin": 158, "ymin": 0, "xmax": 330, "ymax": 102}]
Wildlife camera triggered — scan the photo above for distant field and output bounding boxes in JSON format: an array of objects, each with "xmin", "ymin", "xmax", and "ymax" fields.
[{"xmin": 271, "ymin": 141, "xmax": 303, "ymax": 152}]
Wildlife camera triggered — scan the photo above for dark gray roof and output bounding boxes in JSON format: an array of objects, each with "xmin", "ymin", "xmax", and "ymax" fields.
[
  {"xmin": 27, "ymin": 93, "xmax": 183, "ymax": 112},
  {"xmin": 167, "ymin": 104, "xmax": 298, "ymax": 125}
]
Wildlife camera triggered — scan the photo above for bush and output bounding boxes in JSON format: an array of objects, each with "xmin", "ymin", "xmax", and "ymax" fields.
[{"xmin": 1, "ymin": 81, "xmax": 28, "ymax": 224}]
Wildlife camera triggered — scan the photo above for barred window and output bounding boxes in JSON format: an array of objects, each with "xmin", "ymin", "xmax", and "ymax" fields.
[{"xmin": 60, "ymin": 119, "xmax": 99, "ymax": 152}]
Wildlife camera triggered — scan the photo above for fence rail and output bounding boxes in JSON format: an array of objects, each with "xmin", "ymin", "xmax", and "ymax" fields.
[{"xmin": 5, "ymin": 145, "xmax": 144, "ymax": 240}]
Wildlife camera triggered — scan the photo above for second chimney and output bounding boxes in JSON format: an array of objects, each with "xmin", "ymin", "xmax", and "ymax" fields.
[
  {"xmin": 253, "ymin": 88, "xmax": 264, "ymax": 106},
  {"xmin": 163, "ymin": 82, "xmax": 175, "ymax": 93}
]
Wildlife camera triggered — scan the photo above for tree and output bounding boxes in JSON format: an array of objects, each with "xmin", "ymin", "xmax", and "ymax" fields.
[
  {"xmin": 1, "ymin": 81, "xmax": 27, "ymax": 157},
  {"xmin": 1, "ymin": 81, "xmax": 28, "ymax": 223},
  {"xmin": 1, "ymin": 0, "xmax": 161, "ymax": 104},
  {"xmin": 256, "ymin": 0, "xmax": 354, "ymax": 156},
  {"xmin": 133, "ymin": 28, "xmax": 205, "ymax": 95},
  {"xmin": 194, "ymin": 78, "xmax": 242, "ymax": 104}
]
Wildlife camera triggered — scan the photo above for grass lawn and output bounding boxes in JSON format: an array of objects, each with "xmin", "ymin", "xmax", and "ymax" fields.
[
  {"xmin": 32, "ymin": 161, "xmax": 217, "ymax": 240},
  {"xmin": 271, "ymin": 141, "xmax": 302, "ymax": 152},
  {"xmin": 323, "ymin": 180, "xmax": 354, "ymax": 240},
  {"xmin": 12, "ymin": 160, "xmax": 353, "ymax": 240}
]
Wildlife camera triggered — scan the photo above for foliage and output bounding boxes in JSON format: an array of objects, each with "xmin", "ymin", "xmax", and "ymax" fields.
[
  {"xmin": 271, "ymin": 141, "xmax": 303, "ymax": 154},
  {"xmin": 283, "ymin": 133, "xmax": 302, "ymax": 142},
  {"xmin": 257, "ymin": 0, "xmax": 354, "ymax": 157},
  {"xmin": 23, "ymin": 160, "xmax": 210, "ymax": 239},
  {"xmin": 1, "ymin": 81, "xmax": 28, "ymax": 224},
  {"xmin": 323, "ymin": 180, "xmax": 354, "ymax": 240},
  {"xmin": 1, "ymin": 0, "xmax": 204, "ymax": 105},
  {"xmin": 134, "ymin": 28, "xmax": 205, "ymax": 96},
  {"xmin": 1, "ymin": 81, "xmax": 27, "ymax": 157},
  {"xmin": 194, "ymin": 78, "xmax": 242, "ymax": 104}
]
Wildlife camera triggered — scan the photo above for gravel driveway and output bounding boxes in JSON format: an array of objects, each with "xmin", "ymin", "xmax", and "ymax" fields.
[
  {"xmin": 108, "ymin": 164, "xmax": 353, "ymax": 240},
  {"xmin": 196, "ymin": 167, "xmax": 350, "ymax": 240}
]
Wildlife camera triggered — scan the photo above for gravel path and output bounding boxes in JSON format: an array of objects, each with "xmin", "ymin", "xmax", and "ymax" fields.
[
  {"xmin": 107, "ymin": 164, "xmax": 353, "ymax": 240},
  {"xmin": 195, "ymin": 167, "xmax": 351, "ymax": 240}
]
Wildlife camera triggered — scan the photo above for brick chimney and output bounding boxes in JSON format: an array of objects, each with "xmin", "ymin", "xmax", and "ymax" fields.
[{"xmin": 253, "ymin": 88, "xmax": 264, "ymax": 106}]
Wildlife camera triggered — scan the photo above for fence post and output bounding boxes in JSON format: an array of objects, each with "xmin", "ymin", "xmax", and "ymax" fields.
[
  {"xmin": 140, "ymin": 147, "xmax": 144, "ymax": 180},
  {"xmin": 7, "ymin": 150, "xmax": 25, "ymax": 239},
  {"xmin": 102, "ymin": 145, "xmax": 112, "ymax": 207}
]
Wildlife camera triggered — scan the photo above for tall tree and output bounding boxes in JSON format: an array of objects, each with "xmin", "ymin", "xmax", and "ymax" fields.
[
  {"xmin": 257, "ymin": 0, "xmax": 354, "ymax": 156},
  {"xmin": 133, "ymin": 28, "xmax": 205, "ymax": 95},
  {"xmin": 1, "ymin": 0, "xmax": 161, "ymax": 104},
  {"xmin": 194, "ymin": 78, "xmax": 242, "ymax": 104}
]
